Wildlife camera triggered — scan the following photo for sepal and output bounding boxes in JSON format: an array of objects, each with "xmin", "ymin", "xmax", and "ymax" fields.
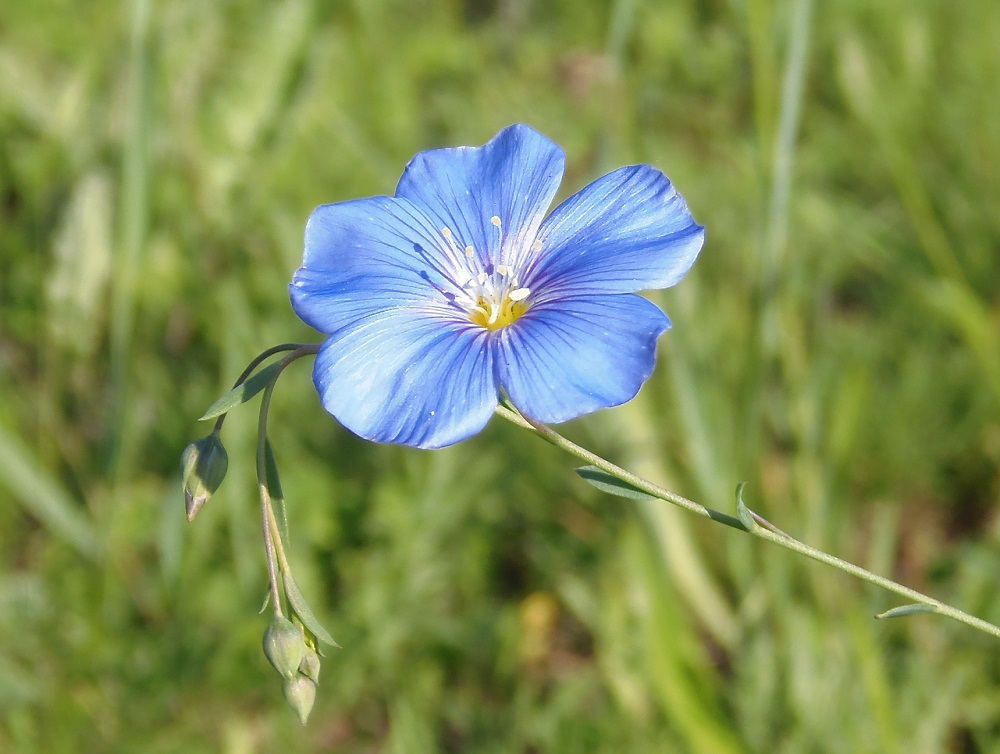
[
  {"xmin": 283, "ymin": 675, "xmax": 317, "ymax": 725},
  {"xmin": 263, "ymin": 615, "xmax": 306, "ymax": 681}
]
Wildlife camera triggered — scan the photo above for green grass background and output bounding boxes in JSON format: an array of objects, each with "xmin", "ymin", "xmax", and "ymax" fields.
[{"xmin": 2, "ymin": 0, "xmax": 1000, "ymax": 751}]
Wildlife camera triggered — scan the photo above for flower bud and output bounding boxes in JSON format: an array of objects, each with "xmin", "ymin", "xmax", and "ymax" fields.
[
  {"xmin": 299, "ymin": 647, "xmax": 321, "ymax": 684},
  {"xmin": 283, "ymin": 675, "xmax": 317, "ymax": 725},
  {"xmin": 180, "ymin": 432, "xmax": 228, "ymax": 521},
  {"xmin": 263, "ymin": 615, "xmax": 305, "ymax": 680}
]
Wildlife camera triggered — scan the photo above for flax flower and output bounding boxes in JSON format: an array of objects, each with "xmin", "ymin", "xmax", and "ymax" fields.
[{"xmin": 290, "ymin": 125, "xmax": 704, "ymax": 448}]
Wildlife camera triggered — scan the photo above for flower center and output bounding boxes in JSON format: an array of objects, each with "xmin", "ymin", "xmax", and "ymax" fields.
[
  {"xmin": 467, "ymin": 273, "xmax": 531, "ymax": 330},
  {"xmin": 437, "ymin": 218, "xmax": 531, "ymax": 331}
]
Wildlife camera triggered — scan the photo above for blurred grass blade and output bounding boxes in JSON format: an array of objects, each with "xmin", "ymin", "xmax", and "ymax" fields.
[
  {"xmin": 918, "ymin": 278, "xmax": 1000, "ymax": 402},
  {"xmin": 283, "ymin": 572, "xmax": 339, "ymax": 647},
  {"xmin": 106, "ymin": 0, "xmax": 152, "ymax": 480},
  {"xmin": 0, "ymin": 423, "xmax": 100, "ymax": 560},
  {"xmin": 575, "ymin": 466, "xmax": 655, "ymax": 501},
  {"xmin": 200, "ymin": 362, "xmax": 282, "ymax": 420},
  {"xmin": 876, "ymin": 604, "xmax": 939, "ymax": 620}
]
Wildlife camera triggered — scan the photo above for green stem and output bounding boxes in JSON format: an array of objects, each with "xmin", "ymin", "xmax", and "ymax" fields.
[
  {"xmin": 496, "ymin": 405, "xmax": 745, "ymax": 530},
  {"xmin": 215, "ymin": 343, "xmax": 320, "ymax": 433},
  {"xmin": 265, "ymin": 490, "xmax": 295, "ymax": 579},
  {"xmin": 495, "ymin": 405, "xmax": 1000, "ymax": 640},
  {"xmin": 257, "ymin": 382, "xmax": 283, "ymax": 617},
  {"xmin": 252, "ymin": 344, "xmax": 320, "ymax": 616}
]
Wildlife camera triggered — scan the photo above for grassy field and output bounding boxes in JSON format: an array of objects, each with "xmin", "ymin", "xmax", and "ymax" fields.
[{"xmin": 2, "ymin": 0, "xmax": 1000, "ymax": 751}]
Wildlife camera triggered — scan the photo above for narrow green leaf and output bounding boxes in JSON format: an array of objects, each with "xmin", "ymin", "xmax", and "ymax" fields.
[
  {"xmin": 876, "ymin": 603, "xmax": 939, "ymax": 620},
  {"xmin": 199, "ymin": 362, "xmax": 282, "ymax": 420},
  {"xmin": 735, "ymin": 482, "xmax": 756, "ymax": 531},
  {"xmin": 575, "ymin": 466, "xmax": 655, "ymax": 501},
  {"xmin": 284, "ymin": 572, "xmax": 339, "ymax": 647},
  {"xmin": 264, "ymin": 439, "xmax": 288, "ymax": 544}
]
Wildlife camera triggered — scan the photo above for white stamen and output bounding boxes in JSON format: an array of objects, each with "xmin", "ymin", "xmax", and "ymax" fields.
[
  {"xmin": 508, "ymin": 287, "xmax": 530, "ymax": 302},
  {"xmin": 428, "ymin": 216, "xmax": 531, "ymax": 329}
]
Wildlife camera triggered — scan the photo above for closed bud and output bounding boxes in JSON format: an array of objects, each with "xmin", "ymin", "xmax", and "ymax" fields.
[
  {"xmin": 283, "ymin": 675, "xmax": 317, "ymax": 725},
  {"xmin": 299, "ymin": 648, "xmax": 321, "ymax": 684},
  {"xmin": 263, "ymin": 615, "xmax": 305, "ymax": 680},
  {"xmin": 180, "ymin": 432, "xmax": 228, "ymax": 521}
]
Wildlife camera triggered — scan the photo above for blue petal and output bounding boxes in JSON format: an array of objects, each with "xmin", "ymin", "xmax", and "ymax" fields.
[
  {"xmin": 395, "ymin": 124, "xmax": 564, "ymax": 271},
  {"xmin": 496, "ymin": 294, "xmax": 669, "ymax": 423},
  {"xmin": 312, "ymin": 310, "xmax": 498, "ymax": 448},
  {"xmin": 290, "ymin": 196, "xmax": 474, "ymax": 335},
  {"xmin": 525, "ymin": 165, "xmax": 704, "ymax": 295}
]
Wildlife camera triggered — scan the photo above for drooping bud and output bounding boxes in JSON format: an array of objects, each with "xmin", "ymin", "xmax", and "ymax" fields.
[
  {"xmin": 263, "ymin": 615, "xmax": 305, "ymax": 680},
  {"xmin": 283, "ymin": 675, "xmax": 317, "ymax": 725},
  {"xmin": 180, "ymin": 432, "xmax": 228, "ymax": 521},
  {"xmin": 299, "ymin": 647, "xmax": 321, "ymax": 684}
]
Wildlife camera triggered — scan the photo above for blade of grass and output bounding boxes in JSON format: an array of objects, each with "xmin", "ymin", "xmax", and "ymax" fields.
[
  {"xmin": 0, "ymin": 423, "xmax": 100, "ymax": 560},
  {"xmin": 107, "ymin": 0, "xmax": 152, "ymax": 482}
]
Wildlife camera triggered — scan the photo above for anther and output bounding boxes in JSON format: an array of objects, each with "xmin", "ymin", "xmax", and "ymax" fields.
[{"xmin": 508, "ymin": 287, "xmax": 530, "ymax": 302}]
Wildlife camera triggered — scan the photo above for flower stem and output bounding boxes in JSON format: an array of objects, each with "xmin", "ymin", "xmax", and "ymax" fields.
[
  {"xmin": 496, "ymin": 405, "xmax": 745, "ymax": 529},
  {"xmin": 215, "ymin": 343, "xmax": 320, "ymax": 433},
  {"xmin": 257, "ymin": 382, "xmax": 284, "ymax": 617},
  {"xmin": 251, "ymin": 344, "xmax": 321, "ymax": 617},
  {"xmin": 494, "ymin": 405, "xmax": 1000, "ymax": 640}
]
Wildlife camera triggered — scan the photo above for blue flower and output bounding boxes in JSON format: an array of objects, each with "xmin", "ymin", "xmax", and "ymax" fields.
[{"xmin": 290, "ymin": 124, "xmax": 704, "ymax": 449}]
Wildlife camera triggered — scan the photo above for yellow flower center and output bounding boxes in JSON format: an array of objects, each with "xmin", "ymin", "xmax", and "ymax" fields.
[
  {"xmin": 437, "ymin": 218, "xmax": 533, "ymax": 331},
  {"xmin": 468, "ymin": 287, "xmax": 531, "ymax": 330}
]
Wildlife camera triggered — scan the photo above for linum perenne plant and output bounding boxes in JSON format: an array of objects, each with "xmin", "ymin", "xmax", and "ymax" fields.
[{"xmin": 181, "ymin": 124, "xmax": 1000, "ymax": 723}]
